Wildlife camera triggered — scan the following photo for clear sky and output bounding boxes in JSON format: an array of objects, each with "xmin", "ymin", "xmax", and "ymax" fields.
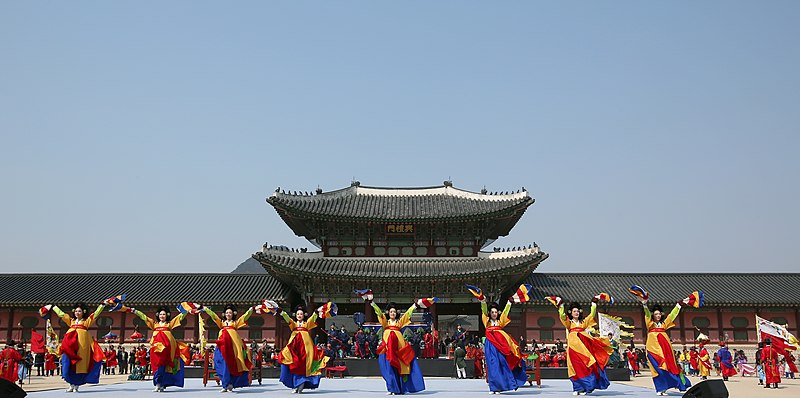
[{"xmin": 1, "ymin": 2, "xmax": 798, "ymax": 274}]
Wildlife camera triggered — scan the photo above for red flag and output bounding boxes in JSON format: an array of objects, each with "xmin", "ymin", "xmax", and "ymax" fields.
[{"xmin": 31, "ymin": 330, "xmax": 46, "ymax": 354}]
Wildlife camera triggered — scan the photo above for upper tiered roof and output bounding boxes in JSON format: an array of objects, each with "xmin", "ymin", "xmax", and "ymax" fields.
[{"xmin": 268, "ymin": 181, "xmax": 533, "ymax": 222}]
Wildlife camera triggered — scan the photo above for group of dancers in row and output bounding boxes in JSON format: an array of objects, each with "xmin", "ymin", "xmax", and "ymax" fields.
[{"xmin": 30, "ymin": 285, "xmax": 712, "ymax": 395}]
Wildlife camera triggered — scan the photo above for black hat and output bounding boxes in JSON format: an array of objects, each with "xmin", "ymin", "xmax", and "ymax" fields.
[
  {"xmin": 6, "ymin": 339, "xmax": 15, "ymax": 347},
  {"xmin": 764, "ymin": 338, "xmax": 772, "ymax": 345}
]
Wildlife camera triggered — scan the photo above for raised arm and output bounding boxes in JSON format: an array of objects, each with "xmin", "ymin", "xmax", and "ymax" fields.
[
  {"xmin": 202, "ymin": 307, "xmax": 224, "ymax": 329},
  {"xmin": 480, "ymin": 301, "xmax": 488, "ymax": 316},
  {"xmin": 665, "ymin": 303, "xmax": 682, "ymax": 325},
  {"xmin": 129, "ymin": 308, "xmax": 155, "ymax": 330},
  {"xmin": 370, "ymin": 302, "xmax": 388, "ymax": 327},
  {"xmin": 169, "ymin": 311, "xmax": 189, "ymax": 329},
  {"xmin": 234, "ymin": 307, "xmax": 254, "ymax": 329},
  {"xmin": 84, "ymin": 304, "xmax": 106, "ymax": 328},
  {"xmin": 51, "ymin": 306, "xmax": 72, "ymax": 325},
  {"xmin": 557, "ymin": 304, "xmax": 569, "ymax": 328}
]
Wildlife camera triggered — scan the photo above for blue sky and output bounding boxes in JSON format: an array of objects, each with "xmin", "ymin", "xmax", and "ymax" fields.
[{"xmin": 1, "ymin": 2, "xmax": 798, "ymax": 274}]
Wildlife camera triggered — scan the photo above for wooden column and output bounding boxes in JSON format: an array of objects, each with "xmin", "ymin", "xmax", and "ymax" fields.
[
  {"xmin": 120, "ymin": 311, "xmax": 127, "ymax": 344},
  {"xmin": 717, "ymin": 309, "xmax": 724, "ymax": 342},
  {"xmin": 679, "ymin": 310, "xmax": 687, "ymax": 345},
  {"xmin": 6, "ymin": 308, "xmax": 14, "ymax": 342}
]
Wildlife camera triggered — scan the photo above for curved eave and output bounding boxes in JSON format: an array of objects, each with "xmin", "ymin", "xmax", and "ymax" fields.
[
  {"xmin": 268, "ymin": 196, "xmax": 534, "ymax": 224},
  {"xmin": 253, "ymin": 252, "xmax": 548, "ymax": 282}
]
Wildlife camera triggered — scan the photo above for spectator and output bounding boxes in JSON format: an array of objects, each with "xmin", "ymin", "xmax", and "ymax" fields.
[{"xmin": 454, "ymin": 343, "xmax": 467, "ymax": 379}]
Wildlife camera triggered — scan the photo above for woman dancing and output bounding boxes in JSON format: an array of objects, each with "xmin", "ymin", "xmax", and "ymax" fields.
[
  {"xmin": 202, "ymin": 304, "xmax": 254, "ymax": 393},
  {"xmin": 276, "ymin": 302, "xmax": 334, "ymax": 393}
]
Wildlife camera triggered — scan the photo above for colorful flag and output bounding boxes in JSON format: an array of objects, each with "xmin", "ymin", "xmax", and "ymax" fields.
[
  {"xmin": 685, "ymin": 291, "xmax": 704, "ymax": 308},
  {"xmin": 354, "ymin": 289, "xmax": 373, "ymax": 301},
  {"xmin": 599, "ymin": 313, "xmax": 634, "ymax": 340},
  {"xmin": 465, "ymin": 285, "xmax": 485, "ymax": 301},
  {"xmin": 628, "ymin": 285, "xmax": 649, "ymax": 301},
  {"xmin": 103, "ymin": 294, "xmax": 126, "ymax": 306},
  {"xmin": 416, "ymin": 297, "xmax": 439, "ymax": 309},
  {"xmin": 30, "ymin": 330, "xmax": 46, "ymax": 354},
  {"xmin": 176, "ymin": 302, "xmax": 201, "ymax": 315},
  {"xmin": 595, "ymin": 292, "xmax": 614, "ymax": 305},
  {"xmin": 317, "ymin": 302, "xmax": 338, "ymax": 319},
  {"xmin": 509, "ymin": 284, "xmax": 533, "ymax": 303},
  {"xmin": 45, "ymin": 319, "xmax": 60, "ymax": 354},
  {"xmin": 544, "ymin": 296, "xmax": 563, "ymax": 307},
  {"xmin": 39, "ymin": 304, "xmax": 52, "ymax": 320},
  {"xmin": 756, "ymin": 315, "xmax": 798, "ymax": 351}
]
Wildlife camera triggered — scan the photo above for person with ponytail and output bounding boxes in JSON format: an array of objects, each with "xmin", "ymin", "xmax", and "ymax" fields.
[
  {"xmin": 275, "ymin": 303, "xmax": 333, "ymax": 393},
  {"xmin": 116, "ymin": 305, "xmax": 192, "ymax": 392},
  {"xmin": 356, "ymin": 289, "xmax": 427, "ymax": 395},
  {"xmin": 468, "ymin": 285, "xmax": 526, "ymax": 393},
  {"xmin": 630, "ymin": 285, "xmax": 692, "ymax": 396},
  {"xmin": 49, "ymin": 302, "xmax": 107, "ymax": 393},
  {"xmin": 202, "ymin": 303, "xmax": 254, "ymax": 393},
  {"xmin": 549, "ymin": 295, "xmax": 613, "ymax": 395}
]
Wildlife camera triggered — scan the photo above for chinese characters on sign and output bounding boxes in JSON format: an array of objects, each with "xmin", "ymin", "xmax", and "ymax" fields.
[{"xmin": 385, "ymin": 224, "xmax": 414, "ymax": 234}]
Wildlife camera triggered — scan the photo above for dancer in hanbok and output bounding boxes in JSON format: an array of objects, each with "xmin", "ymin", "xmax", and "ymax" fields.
[
  {"xmin": 202, "ymin": 304, "xmax": 254, "ymax": 393},
  {"xmin": 356, "ymin": 289, "xmax": 427, "ymax": 395},
  {"xmin": 548, "ymin": 294, "xmax": 614, "ymax": 395},
  {"xmin": 44, "ymin": 301, "xmax": 111, "ymax": 393},
  {"xmin": 467, "ymin": 285, "xmax": 526, "ymax": 393},
  {"xmin": 116, "ymin": 304, "xmax": 194, "ymax": 392},
  {"xmin": 275, "ymin": 302, "xmax": 334, "ymax": 393},
  {"xmin": 629, "ymin": 286, "xmax": 695, "ymax": 395}
]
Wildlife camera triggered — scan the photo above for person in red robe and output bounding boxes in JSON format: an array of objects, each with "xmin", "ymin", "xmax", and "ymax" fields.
[
  {"xmin": 689, "ymin": 347, "xmax": 699, "ymax": 376},
  {"xmin": 423, "ymin": 330, "xmax": 435, "ymax": 359},
  {"xmin": 105, "ymin": 347, "xmax": 118, "ymax": 374},
  {"xmin": 136, "ymin": 346, "xmax": 148, "ymax": 367},
  {"xmin": 473, "ymin": 345, "xmax": 485, "ymax": 379},
  {"xmin": 626, "ymin": 348, "xmax": 639, "ymax": 376},
  {"xmin": 45, "ymin": 352, "xmax": 57, "ymax": 376},
  {"xmin": 761, "ymin": 338, "xmax": 781, "ymax": 389},
  {"xmin": 0, "ymin": 340, "xmax": 22, "ymax": 383}
]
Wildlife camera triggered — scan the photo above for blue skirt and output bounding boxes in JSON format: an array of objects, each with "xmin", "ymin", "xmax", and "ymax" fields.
[
  {"xmin": 61, "ymin": 354, "xmax": 101, "ymax": 386},
  {"xmin": 280, "ymin": 364, "xmax": 322, "ymax": 390},
  {"xmin": 214, "ymin": 347, "xmax": 249, "ymax": 389},
  {"xmin": 378, "ymin": 354, "xmax": 425, "ymax": 394},
  {"xmin": 647, "ymin": 353, "xmax": 690, "ymax": 392},
  {"xmin": 484, "ymin": 339, "xmax": 527, "ymax": 392},
  {"xmin": 153, "ymin": 358, "xmax": 185, "ymax": 388}
]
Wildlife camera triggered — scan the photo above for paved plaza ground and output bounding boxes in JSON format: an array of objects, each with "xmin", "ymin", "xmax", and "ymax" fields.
[{"xmin": 19, "ymin": 374, "xmax": 800, "ymax": 398}]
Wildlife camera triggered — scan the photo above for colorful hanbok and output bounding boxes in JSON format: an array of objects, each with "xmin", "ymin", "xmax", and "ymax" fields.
[
  {"xmin": 697, "ymin": 344, "xmax": 711, "ymax": 378},
  {"xmin": 277, "ymin": 309, "xmax": 329, "ymax": 391},
  {"xmin": 203, "ymin": 306, "xmax": 253, "ymax": 390},
  {"xmin": 51, "ymin": 305, "xmax": 106, "ymax": 388},
  {"xmin": 481, "ymin": 301, "xmax": 527, "ymax": 392},
  {"xmin": 371, "ymin": 301, "xmax": 425, "ymax": 394},
  {"xmin": 642, "ymin": 303, "xmax": 691, "ymax": 392},
  {"xmin": 558, "ymin": 302, "xmax": 613, "ymax": 393},
  {"xmin": 127, "ymin": 308, "xmax": 190, "ymax": 389}
]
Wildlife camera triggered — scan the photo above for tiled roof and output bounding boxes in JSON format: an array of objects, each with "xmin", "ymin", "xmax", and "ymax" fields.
[
  {"xmin": 267, "ymin": 183, "xmax": 534, "ymax": 222},
  {"xmin": 524, "ymin": 273, "xmax": 800, "ymax": 306},
  {"xmin": 253, "ymin": 247, "xmax": 548, "ymax": 281},
  {"xmin": 0, "ymin": 274, "xmax": 291, "ymax": 307}
]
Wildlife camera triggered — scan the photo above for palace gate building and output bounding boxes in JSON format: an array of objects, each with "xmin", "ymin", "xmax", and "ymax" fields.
[{"xmin": 1, "ymin": 182, "xmax": 799, "ymax": 350}]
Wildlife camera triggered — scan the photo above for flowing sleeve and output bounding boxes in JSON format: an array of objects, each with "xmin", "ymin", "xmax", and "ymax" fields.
[
  {"xmin": 169, "ymin": 312, "xmax": 188, "ymax": 329},
  {"xmin": 583, "ymin": 302, "xmax": 598, "ymax": 329},
  {"xmin": 664, "ymin": 303, "xmax": 681, "ymax": 329},
  {"xmin": 371, "ymin": 302, "xmax": 388, "ymax": 327},
  {"xmin": 481, "ymin": 301, "xmax": 489, "ymax": 328},
  {"xmin": 280, "ymin": 311, "xmax": 297, "ymax": 330},
  {"xmin": 306, "ymin": 312, "xmax": 319, "ymax": 330},
  {"xmin": 234, "ymin": 307, "xmax": 254, "ymax": 329},
  {"xmin": 499, "ymin": 301, "xmax": 512, "ymax": 328},
  {"xmin": 557, "ymin": 304, "xmax": 569, "ymax": 328},
  {"xmin": 84, "ymin": 304, "xmax": 106, "ymax": 328},
  {"xmin": 132, "ymin": 309, "xmax": 156, "ymax": 330},
  {"xmin": 52, "ymin": 306, "xmax": 71, "ymax": 325},
  {"xmin": 203, "ymin": 307, "xmax": 224, "ymax": 329},
  {"xmin": 642, "ymin": 303, "xmax": 653, "ymax": 330},
  {"xmin": 398, "ymin": 304, "xmax": 416, "ymax": 327}
]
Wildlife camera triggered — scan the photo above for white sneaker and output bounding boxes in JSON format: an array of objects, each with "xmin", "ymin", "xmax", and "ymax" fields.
[
  {"xmin": 220, "ymin": 387, "xmax": 228, "ymax": 393},
  {"xmin": 74, "ymin": 386, "xmax": 80, "ymax": 393},
  {"xmin": 573, "ymin": 393, "xmax": 579, "ymax": 396},
  {"xmin": 226, "ymin": 385, "xmax": 234, "ymax": 392},
  {"xmin": 66, "ymin": 385, "xmax": 74, "ymax": 393},
  {"xmin": 154, "ymin": 386, "xmax": 161, "ymax": 392}
]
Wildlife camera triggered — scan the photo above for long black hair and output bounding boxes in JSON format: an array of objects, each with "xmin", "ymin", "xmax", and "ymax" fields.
[
  {"xmin": 294, "ymin": 304, "xmax": 307, "ymax": 317},
  {"xmin": 567, "ymin": 302, "xmax": 583, "ymax": 321},
  {"xmin": 650, "ymin": 304, "xmax": 664, "ymax": 315},
  {"xmin": 488, "ymin": 302, "xmax": 501, "ymax": 319},
  {"xmin": 156, "ymin": 306, "xmax": 171, "ymax": 319},
  {"xmin": 72, "ymin": 302, "xmax": 88, "ymax": 319}
]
